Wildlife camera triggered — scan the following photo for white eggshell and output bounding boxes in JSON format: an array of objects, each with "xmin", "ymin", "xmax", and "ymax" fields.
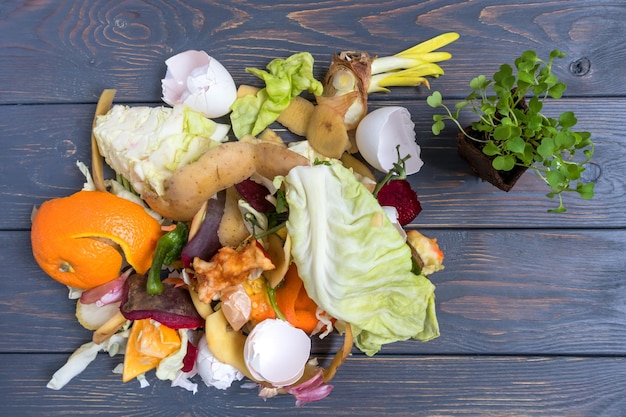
[
  {"xmin": 243, "ymin": 319, "xmax": 311, "ymax": 387},
  {"xmin": 382, "ymin": 206, "xmax": 407, "ymax": 241},
  {"xmin": 355, "ymin": 106, "xmax": 424, "ymax": 174},
  {"xmin": 161, "ymin": 50, "xmax": 237, "ymax": 118},
  {"xmin": 195, "ymin": 334, "xmax": 244, "ymax": 390}
]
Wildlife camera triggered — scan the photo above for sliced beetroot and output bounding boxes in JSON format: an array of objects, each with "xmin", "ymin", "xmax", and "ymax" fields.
[
  {"xmin": 120, "ymin": 273, "xmax": 204, "ymax": 329},
  {"xmin": 182, "ymin": 341, "xmax": 198, "ymax": 372},
  {"xmin": 235, "ymin": 178, "xmax": 275, "ymax": 213},
  {"xmin": 181, "ymin": 190, "xmax": 226, "ymax": 268}
]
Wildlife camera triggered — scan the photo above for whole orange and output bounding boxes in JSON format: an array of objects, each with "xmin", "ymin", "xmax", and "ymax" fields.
[{"xmin": 31, "ymin": 190, "xmax": 163, "ymax": 290}]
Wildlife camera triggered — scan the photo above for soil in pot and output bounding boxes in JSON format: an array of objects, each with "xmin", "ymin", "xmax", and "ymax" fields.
[{"xmin": 457, "ymin": 127, "xmax": 528, "ymax": 192}]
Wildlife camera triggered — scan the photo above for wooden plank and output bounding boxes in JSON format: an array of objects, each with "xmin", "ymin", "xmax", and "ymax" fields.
[
  {"xmin": 1, "ymin": 0, "xmax": 624, "ymax": 104},
  {"xmin": 1, "ymin": 353, "xmax": 625, "ymax": 416},
  {"xmin": 2, "ymin": 98, "xmax": 624, "ymax": 230},
  {"xmin": 4, "ymin": 228, "xmax": 626, "ymax": 355}
]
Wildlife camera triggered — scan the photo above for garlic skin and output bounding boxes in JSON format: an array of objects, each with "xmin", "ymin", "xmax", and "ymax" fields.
[
  {"xmin": 355, "ymin": 106, "xmax": 424, "ymax": 174},
  {"xmin": 243, "ymin": 319, "xmax": 311, "ymax": 387},
  {"xmin": 161, "ymin": 50, "xmax": 237, "ymax": 118}
]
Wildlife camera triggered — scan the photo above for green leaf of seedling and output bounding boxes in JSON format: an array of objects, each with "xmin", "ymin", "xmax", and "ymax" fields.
[
  {"xmin": 546, "ymin": 170, "xmax": 566, "ymax": 191},
  {"xmin": 544, "ymin": 74, "xmax": 558, "ymax": 87},
  {"xmin": 499, "ymin": 75, "xmax": 516, "ymax": 91},
  {"xmin": 526, "ymin": 114, "xmax": 543, "ymax": 133},
  {"xmin": 549, "ymin": 82, "xmax": 566, "ymax": 99},
  {"xmin": 432, "ymin": 119, "xmax": 445, "ymax": 135},
  {"xmin": 528, "ymin": 96, "xmax": 543, "ymax": 114},
  {"xmin": 558, "ymin": 111, "xmax": 577, "ymax": 129},
  {"xmin": 537, "ymin": 137, "xmax": 555, "ymax": 159},
  {"xmin": 577, "ymin": 182, "xmax": 595, "ymax": 200},
  {"xmin": 470, "ymin": 75, "xmax": 489, "ymax": 90},
  {"xmin": 426, "ymin": 91, "xmax": 442, "ymax": 107},
  {"xmin": 506, "ymin": 136, "xmax": 526, "ymax": 154},
  {"xmin": 481, "ymin": 103, "xmax": 497, "ymax": 117},
  {"xmin": 577, "ymin": 131, "xmax": 592, "ymax": 147},
  {"xmin": 454, "ymin": 100, "xmax": 469, "ymax": 110},
  {"xmin": 492, "ymin": 155, "xmax": 516, "ymax": 171},
  {"xmin": 517, "ymin": 70, "xmax": 536, "ymax": 86},
  {"xmin": 550, "ymin": 49, "xmax": 567, "ymax": 60},
  {"xmin": 494, "ymin": 63, "xmax": 513, "ymax": 79},
  {"xmin": 555, "ymin": 130, "xmax": 576, "ymax": 148},
  {"xmin": 493, "ymin": 124, "xmax": 512, "ymax": 140},
  {"xmin": 560, "ymin": 161, "xmax": 583, "ymax": 180},
  {"xmin": 482, "ymin": 140, "xmax": 501, "ymax": 156},
  {"xmin": 522, "ymin": 143, "xmax": 536, "ymax": 164}
]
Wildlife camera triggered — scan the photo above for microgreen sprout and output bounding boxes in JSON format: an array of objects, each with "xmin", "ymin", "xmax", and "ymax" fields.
[{"xmin": 427, "ymin": 49, "xmax": 595, "ymax": 212}]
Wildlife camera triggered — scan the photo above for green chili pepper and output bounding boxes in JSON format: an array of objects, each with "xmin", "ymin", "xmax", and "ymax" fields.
[
  {"xmin": 266, "ymin": 284, "xmax": 287, "ymax": 321},
  {"xmin": 146, "ymin": 222, "xmax": 189, "ymax": 295}
]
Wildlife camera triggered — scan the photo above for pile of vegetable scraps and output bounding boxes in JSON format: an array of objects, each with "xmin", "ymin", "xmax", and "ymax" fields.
[{"xmin": 35, "ymin": 33, "xmax": 457, "ymax": 406}]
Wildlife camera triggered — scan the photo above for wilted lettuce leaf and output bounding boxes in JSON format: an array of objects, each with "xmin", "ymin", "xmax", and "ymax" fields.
[
  {"xmin": 230, "ymin": 52, "xmax": 323, "ymax": 138},
  {"xmin": 278, "ymin": 162, "xmax": 439, "ymax": 356}
]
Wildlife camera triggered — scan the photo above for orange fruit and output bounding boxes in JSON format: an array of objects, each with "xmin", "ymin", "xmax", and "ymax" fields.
[
  {"xmin": 122, "ymin": 318, "xmax": 181, "ymax": 382},
  {"xmin": 31, "ymin": 190, "xmax": 163, "ymax": 290}
]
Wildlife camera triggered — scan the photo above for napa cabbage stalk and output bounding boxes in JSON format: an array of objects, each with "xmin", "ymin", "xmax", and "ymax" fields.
[
  {"xmin": 276, "ymin": 162, "xmax": 439, "ymax": 356},
  {"xmin": 93, "ymin": 104, "xmax": 230, "ymax": 197}
]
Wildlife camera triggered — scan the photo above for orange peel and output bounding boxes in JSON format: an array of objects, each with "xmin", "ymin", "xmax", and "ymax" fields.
[{"xmin": 31, "ymin": 190, "xmax": 162, "ymax": 290}]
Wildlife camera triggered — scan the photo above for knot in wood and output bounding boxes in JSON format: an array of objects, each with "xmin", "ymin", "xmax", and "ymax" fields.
[{"xmin": 569, "ymin": 57, "xmax": 591, "ymax": 76}]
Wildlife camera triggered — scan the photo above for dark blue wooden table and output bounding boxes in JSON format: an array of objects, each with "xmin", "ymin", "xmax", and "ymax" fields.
[{"xmin": 2, "ymin": 1, "xmax": 626, "ymax": 416}]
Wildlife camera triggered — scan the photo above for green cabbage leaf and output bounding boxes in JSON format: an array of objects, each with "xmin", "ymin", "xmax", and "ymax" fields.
[{"xmin": 277, "ymin": 162, "xmax": 439, "ymax": 356}]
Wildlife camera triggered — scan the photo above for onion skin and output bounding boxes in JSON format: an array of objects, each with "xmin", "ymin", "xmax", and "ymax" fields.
[
  {"xmin": 322, "ymin": 51, "xmax": 373, "ymax": 130},
  {"xmin": 79, "ymin": 269, "xmax": 130, "ymax": 306}
]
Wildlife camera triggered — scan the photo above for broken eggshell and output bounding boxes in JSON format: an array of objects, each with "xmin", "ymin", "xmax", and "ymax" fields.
[
  {"xmin": 382, "ymin": 206, "xmax": 407, "ymax": 241},
  {"xmin": 161, "ymin": 50, "xmax": 237, "ymax": 118},
  {"xmin": 196, "ymin": 334, "xmax": 244, "ymax": 390},
  {"xmin": 355, "ymin": 106, "xmax": 424, "ymax": 174},
  {"xmin": 244, "ymin": 319, "xmax": 311, "ymax": 387}
]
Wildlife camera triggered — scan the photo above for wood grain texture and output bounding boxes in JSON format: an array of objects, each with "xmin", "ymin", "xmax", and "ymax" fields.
[
  {"xmin": 2, "ymin": 0, "xmax": 626, "ymax": 415},
  {"xmin": 1, "ymin": 0, "xmax": 624, "ymax": 104},
  {"xmin": 1, "ymin": 353, "xmax": 626, "ymax": 416}
]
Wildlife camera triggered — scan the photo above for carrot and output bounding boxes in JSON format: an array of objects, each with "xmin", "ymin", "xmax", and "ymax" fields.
[{"xmin": 274, "ymin": 263, "xmax": 320, "ymax": 334}]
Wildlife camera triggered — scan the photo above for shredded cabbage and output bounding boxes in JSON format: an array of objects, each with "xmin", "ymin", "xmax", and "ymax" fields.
[
  {"xmin": 47, "ymin": 330, "xmax": 129, "ymax": 390},
  {"xmin": 278, "ymin": 162, "xmax": 439, "ymax": 356}
]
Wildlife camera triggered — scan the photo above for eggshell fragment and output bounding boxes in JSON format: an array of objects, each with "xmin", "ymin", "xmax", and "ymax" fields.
[
  {"xmin": 161, "ymin": 50, "xmax": 237, "ymax": 118},
  {"xmin": 355, "ymin": 106, "xmax": 424, "ymax": 174},
  {"xmin": 196, "ymin": 334, "xmax": 244, "ymax": 390},
  {"xmin": 244, "ymin": 319, "xmax": 311, "ymax": 387}
]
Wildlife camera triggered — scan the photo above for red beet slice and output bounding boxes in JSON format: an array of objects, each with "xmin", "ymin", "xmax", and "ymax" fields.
[
  {"xmin": 182, "ymin": 341, "xmax": 198, "ymax": 372},
  {"xmin": 120, "ymin": 274, "xmax": 204, "ymax": 329},
  {"xmin": 181, "ymin": 190, "xmax": 226, "ymax": 268},
  {"xmin": 235, "ymin": 178, "xmax": 275, "ymax": 213}
]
